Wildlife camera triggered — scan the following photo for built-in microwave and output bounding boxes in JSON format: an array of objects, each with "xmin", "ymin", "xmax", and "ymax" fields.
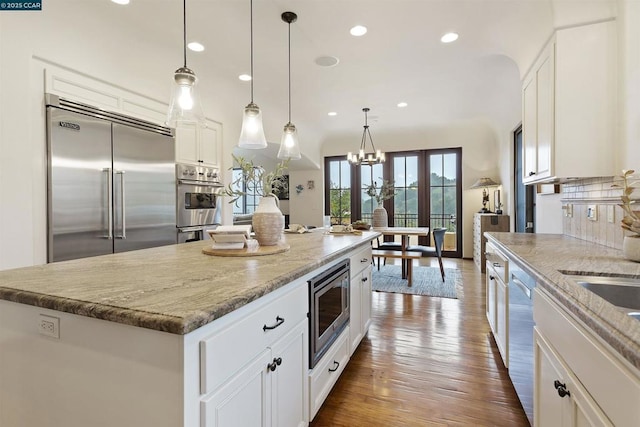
[{"xmin": 308, "ymin": 260, "xmax": 350, "ymax": 368}]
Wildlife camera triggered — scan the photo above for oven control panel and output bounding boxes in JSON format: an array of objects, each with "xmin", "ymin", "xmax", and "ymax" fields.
[{"xmin": 176, "ymin": 163, "xmax": 220, "ymax": 184}]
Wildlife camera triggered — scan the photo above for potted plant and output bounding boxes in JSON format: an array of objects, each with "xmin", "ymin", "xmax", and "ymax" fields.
[
  {"xmin": 613, "ymin": 169, "xmax": 640, "ymax": 261},
  {"xmin": 365, "ymin": 179, "xmax": 396, "ymax": 228},
  {"xmin": 225, "ymin": 155, "xmax": 289, "ymax": 246}
]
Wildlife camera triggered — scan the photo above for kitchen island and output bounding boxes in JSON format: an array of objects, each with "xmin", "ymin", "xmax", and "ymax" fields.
[
  {"xmin": 486, "ymin": 232, "xmax": 640, "ymax": 426},
  {"xmin": 0, "ymin": 231, "xmax": 378, "ymax": 427}
]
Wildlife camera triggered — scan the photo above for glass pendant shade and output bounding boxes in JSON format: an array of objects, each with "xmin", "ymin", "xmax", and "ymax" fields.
[
  {"xmin": 278, "ymin": 122, "xmax": 301, "ymax": 159},
  {"xmin": 167, "ymin": 66, "xmax": 205, "ymax": 127},
  {"xmin": 239, "ymin": 102, "xmax": 267, "ymax": 149}
]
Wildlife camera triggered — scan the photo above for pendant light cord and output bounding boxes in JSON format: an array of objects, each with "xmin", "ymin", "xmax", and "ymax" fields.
[
  {"xmin": 250, "ymin": 0, "xmax": 254, "ymax": 102},
  {"xmin": 182, "ymin": 0, "xmax": 187, "ymax": 68},
  {"xmin": 287, "ymin": 21, "xmax": 292, "ymax": 123}
]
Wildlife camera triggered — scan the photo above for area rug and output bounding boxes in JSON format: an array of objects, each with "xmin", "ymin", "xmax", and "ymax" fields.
[{"xmin": 371, "ymin": 265, "xmax": 462, "ymax": 299}]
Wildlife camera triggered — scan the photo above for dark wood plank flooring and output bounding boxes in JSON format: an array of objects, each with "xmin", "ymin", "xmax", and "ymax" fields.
[{"xmin": 310, "ymin": 258, "xmax": 529, "ymax": 427}]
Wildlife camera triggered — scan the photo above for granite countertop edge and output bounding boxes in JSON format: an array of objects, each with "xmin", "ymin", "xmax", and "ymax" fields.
[
  {"xmin": 0, "ymin": 234, "xmax": 378, "ymax": 335},
  {"xmin": 486, "ymin": 232, "xmax": 640, "ymax": 371}
]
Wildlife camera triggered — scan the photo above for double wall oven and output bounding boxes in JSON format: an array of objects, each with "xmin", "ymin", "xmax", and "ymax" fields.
[{"xmin": 176, "ymin": 163, "xmax": 223, "ymax": 243}]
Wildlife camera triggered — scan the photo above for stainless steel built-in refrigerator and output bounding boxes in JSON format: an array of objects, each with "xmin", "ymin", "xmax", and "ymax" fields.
[{"xmin": 46, "ymin": 94, "xmax": 176, "ymax": 262}]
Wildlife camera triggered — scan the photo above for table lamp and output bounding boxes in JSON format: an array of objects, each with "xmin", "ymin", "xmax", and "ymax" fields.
[{"xmin": 470, "ymin": 178, "xmax": 500, "ymax": 213}]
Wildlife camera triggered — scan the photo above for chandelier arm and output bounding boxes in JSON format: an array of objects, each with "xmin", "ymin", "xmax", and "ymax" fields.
[{"xmin": 366, "ymin": 127, "xmax": 377, "ymax": 152}]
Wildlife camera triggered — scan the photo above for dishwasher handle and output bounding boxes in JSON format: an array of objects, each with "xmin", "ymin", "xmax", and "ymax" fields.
[{"xmin": 511, "ymin": 275, "xmax": 532, "ymax": 299}]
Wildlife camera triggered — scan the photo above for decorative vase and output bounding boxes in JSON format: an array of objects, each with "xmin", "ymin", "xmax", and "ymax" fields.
[
  {"xmin": 252, "ymin": 195, "xmax": 284, "ymax": 246},
  {"xmin": 622, "ymin": 235, "xmax": 640, "ymax": 262},
  {"xmin": 372, "ymin": 204, "xmax": 388, "ymax": 229}
]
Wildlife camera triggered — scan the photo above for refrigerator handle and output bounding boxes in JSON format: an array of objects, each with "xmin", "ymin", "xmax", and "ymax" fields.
[
  {"xmin": 116, "ymin": 170, "xmax": 126, "ymax": 239},
  {"xmin": 103, "ymin": 168, "xmax": 113, "ymax": 240}
]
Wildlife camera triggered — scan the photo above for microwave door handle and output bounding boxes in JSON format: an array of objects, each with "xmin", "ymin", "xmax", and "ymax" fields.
[
  {"xmin": 116, "ymin": 170, "xmax": 126, "ymax": 239},
  {"xmin": 103, "ymin": 168, "xmax": 113, "ymax": 239}
]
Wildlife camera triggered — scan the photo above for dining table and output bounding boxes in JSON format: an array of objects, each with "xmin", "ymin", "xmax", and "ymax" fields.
[{"xmin": 376, "ymin": 227, "xmax": 430, "ymax": 279}]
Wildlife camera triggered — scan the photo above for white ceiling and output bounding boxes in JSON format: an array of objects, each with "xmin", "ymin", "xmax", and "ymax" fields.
[{"xmin": 74, "ymin": 1, "xmax": 602, "ymax": 168}]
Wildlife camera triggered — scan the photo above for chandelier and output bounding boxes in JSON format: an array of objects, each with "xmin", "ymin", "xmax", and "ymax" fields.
[{"xmin": 347, "ymin": 107, "xmax": 385, "ymax": 165}]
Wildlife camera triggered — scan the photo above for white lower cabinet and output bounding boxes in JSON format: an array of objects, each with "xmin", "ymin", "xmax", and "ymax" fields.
[
  {"xmin": 309, "ymin": 328, "xmax": 350, "ymax": 419},
  {"xmin": 534, "ymin": 288, "xmax": 640, "ymax": 427},
  {"xmin": 485, "ymin": 255, "xmax": 508, "ymax": 366},
  {"xmin": 201, "ymin": 320, "xmax": 308, "ymax": 427},
  {"xmin": 349, "ymin": 246, "xmax": 373, "ymax": 355}
]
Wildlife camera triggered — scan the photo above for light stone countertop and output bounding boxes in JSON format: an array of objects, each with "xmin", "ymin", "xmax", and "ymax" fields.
[
  {"xmin": 486, "ymin": 232, "xmax": 640, "ymax": 370},
  {"xmin": 0, "ymin": 231, "xmax": 379, "ymax": 335}
]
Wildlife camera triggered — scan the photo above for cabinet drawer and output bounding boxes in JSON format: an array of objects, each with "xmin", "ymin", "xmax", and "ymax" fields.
[
  {"xmin": 200, "ymin": 281, "xmax": 308, "ymax": 395},
  {"xmin": 485, "ymin": 242, "xmax": 508, "ymax": 283},
  {"xmin": 350, "ymin": 245, "xmax": 372, "ymax": 277},
  {"xmin": 309, "ymin": 327, "xmax": 350, "ymax": 420}
]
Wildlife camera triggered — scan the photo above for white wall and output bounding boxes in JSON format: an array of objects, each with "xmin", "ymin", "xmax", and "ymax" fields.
[{"xmin": 288, "ymin": 169, "xmax": 324, "ymax": 227}]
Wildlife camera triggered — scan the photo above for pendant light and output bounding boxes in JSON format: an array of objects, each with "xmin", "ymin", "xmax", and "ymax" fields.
[
  {"xmin": 347, "ymin": 108, "xmax": 385, "ymax": 165},
  {"xmin": 277, "ymin": 11, "xmax": 301, "ymax": 160},
  {"xmin": 238, "ymin": 0, "xmax": 267, "ymax": 149},
  {"xmin": 167, "ymin": 0, "xmax": 205, "ymax": 127}
]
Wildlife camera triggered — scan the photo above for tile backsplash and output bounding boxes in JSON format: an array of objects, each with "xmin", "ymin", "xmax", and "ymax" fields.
[{"xmin": 561, "ymin": 176, "xmax": 630, "ymax": 249}]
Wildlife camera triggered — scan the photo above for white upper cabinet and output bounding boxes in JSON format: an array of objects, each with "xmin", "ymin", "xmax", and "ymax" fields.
[
  {"xmin": 522, "ymin": 21, "xmax": 616, "ymax": 184},
  {"xmin": 175, "ymin": 120, "xmax": 222, "ymax": 167}
]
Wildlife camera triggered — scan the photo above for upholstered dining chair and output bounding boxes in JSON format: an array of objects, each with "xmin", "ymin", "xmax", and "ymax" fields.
[{"xmin": 406, "ymin": 227, "xmax": 447, "ymax": 282}]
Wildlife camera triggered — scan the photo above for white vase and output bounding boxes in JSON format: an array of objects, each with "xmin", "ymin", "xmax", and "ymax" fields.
[
  {"xmin": 252, "ymin": 195, "xmax": 284, "ymax": 246},
  {"xmin": 372, "ymin": 204, "xmax": 388, "ymax": 229},
  {"xmin": 622, "ymin": 235, "xmax": 640, "ymax": 262}
]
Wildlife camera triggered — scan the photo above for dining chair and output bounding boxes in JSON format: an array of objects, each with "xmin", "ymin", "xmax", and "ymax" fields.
[{"xmin": 406, "ymin": 227, "xmax": 447, "ymax": 282}]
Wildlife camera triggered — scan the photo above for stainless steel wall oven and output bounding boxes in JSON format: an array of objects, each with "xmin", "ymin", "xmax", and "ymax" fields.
[
  {"xmin": 176, "ymin": 163, "xmax": 222, "ymax": 242},
  {"xmin": 309, "ymin": 260, "xmax": 350, "ymax": 368}
]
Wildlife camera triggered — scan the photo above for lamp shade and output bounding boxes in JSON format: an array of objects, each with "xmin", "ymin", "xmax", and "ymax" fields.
[
  {"xmin": 238, "ymin": 102, "xmax": 267, "ymax": 149},
  {"xmin": 277, "ymin": 122, "xmax": 301, "ymax": 159},
  {"xmin": 470, "ymin": 177, "xmax": 500, "ymax": 189},
  {"xmin": 167, "ymin": 66, "xmax": 206, "ymax": 127}
]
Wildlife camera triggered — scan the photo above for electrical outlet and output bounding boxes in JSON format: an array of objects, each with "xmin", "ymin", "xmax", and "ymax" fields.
[
  {"xmin": 607, "ymin": 205, "xmax": 615, "ymax": 223},
  {"xmin": 38, "ymin": 314, "xmax": 59, "ymax": 339},
  {"xmin": 587, "ymin": 205, "xmax": 598, "ymax": 221}
]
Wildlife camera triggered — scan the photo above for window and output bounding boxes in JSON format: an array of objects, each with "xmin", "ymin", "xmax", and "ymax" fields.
[
  {"xmin": 324, "ymin": 157, "xmax": 352, "ymax": 225},
  {"xmin": 231, "ymin": 168, "xmax": 259, "ymax": 215},
  {"xmin": 392, "ymin": 155, "xmax": 419, "ymax": 227},
  {"xmin": 360, "ymin": 162, "xmax": 384, "ymax": 224}
]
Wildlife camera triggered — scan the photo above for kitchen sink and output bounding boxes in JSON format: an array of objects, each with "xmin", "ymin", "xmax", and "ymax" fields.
[{"xmin": 559, "ymin": 272, "xmax": 640, "ymax": 313}]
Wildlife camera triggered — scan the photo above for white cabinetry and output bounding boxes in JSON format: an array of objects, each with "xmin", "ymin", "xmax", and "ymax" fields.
[
  {"xmin": 349, "ymin": 245, "xmax": 373, "ymax": 355},
  {"xmin": 534, "ymin": 288, "xmax": 640, "ymax": 427},
  {"xmin": 485, "ymin": 241, "xmax": 509, "ymax": 366},
  {"xmin": 200, "ymin": 281, "xmax": 308, "ymax": 427},
  {"xmin": 522, "ymin": 21, "xmax": 616, "ymax": 184},
  {"xmin": 175, "ymin": 120, "xmax": 222, "ymax": 167}
]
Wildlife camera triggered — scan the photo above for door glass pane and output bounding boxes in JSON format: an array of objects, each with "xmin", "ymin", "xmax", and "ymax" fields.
[
  {"xmin": 392, "ymin": 155, "xmax": 419, "ymax": 227},
  {"xmin": 327, "ymin": 158, "xmax": 351, "ymax": 225},
  {"xmin": 430, "ymin": 156, "xmax": 443, "ymax": 186},
  {"xmin": 429, "ymin": 152, "xmax": 458, "ymax": 252}
]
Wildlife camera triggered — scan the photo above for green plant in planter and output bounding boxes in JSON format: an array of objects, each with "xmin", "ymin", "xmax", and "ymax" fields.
[
  {"xmin": 365, "ymin": 179, "xmax": 396, "ymax": 205},
  {"xmin": 613, "ymin": 169, "xmax": 640, "ymax": 236},
  {"xmin": 225, "ymin": 155, "xmax": 290, "ymax": 206}
]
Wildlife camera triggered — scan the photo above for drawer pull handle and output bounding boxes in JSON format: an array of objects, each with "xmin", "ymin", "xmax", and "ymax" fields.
[
  {"xmin": 328, "ymin": 360, "xmax": 340, "ymax": 372},
  {"xmin": 553, "ymin": 380, "xmax": 571, "ymax": 398},
  {"xmin": 529, "ymin": 171, "xmax": 536, "ymax": 176},
  {"xmin": 263, "ymin": 316, "xmax": 285, "ymax": 331},
  {"xmin": 489, "ymin": 275, "xmax": 495, "ymax": 281},
  {"xmin": 361, "ymin": 258, "xmax": 369, "ymax": 263},
  {"xmin": 267, "ymin": 357, "xmax": 282, "ymax": 372},
  {"xmin": 362, "ymin": 277, "xmax": 368, "ymax": 282},
  {"xmin": 493, "ymin": 262, "xmax": 501, "ymax": 268}
]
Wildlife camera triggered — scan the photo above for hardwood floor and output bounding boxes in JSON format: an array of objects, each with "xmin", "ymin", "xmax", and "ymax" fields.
[{"xmin": 310, "ymin": 258, "xmax": 529, "ymax": 427}]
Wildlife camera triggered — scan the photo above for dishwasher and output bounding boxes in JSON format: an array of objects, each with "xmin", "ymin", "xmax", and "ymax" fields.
[{"xmin": 508, "ymin": 263, "xmax": 536, "ymax": 426}]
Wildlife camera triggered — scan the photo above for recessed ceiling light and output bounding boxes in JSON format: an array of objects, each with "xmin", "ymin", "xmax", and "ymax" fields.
[
  {"xmin": 187, "ymin": 42, "xmax": 205, "ymax": 52},
  {"xmin": 111, "ymin": 0, "xmax": 130, "ymax": 4},
  {"xmin": 397, "ymin": 102, "xmax": 408, "ymax": 108},
  {"xmin": 328, "ymin": 112, "xmax": 337, "ymax": 116},
  {"xmin": 441, "ymin": 32, "xmax": 459, "ymax": 43},
  {"xmin": 350, "ymin": 25, "xmax": 367, "ymax": 37},
  {"xmin": 238, "ymin": 74, "xmax": 252, "ymax": 81},
  {"xmin": 315, "ymin": 56, "xmax": 340, "ymax": 67}
]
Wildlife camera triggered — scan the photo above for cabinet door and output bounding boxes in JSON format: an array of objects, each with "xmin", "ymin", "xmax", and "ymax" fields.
[
  {"xmin": 485, "ymin": 265, "xmax": 497, "ymax": 334},
  {"xmin": 175, "ymin": 123, "xmax": 199, "ymax": 165},
  {"xmin": 271, "ymin": 320, "xmax": 308, "ymax": 427},
  {"xmin": 201, "ymin": 349, "xmax": 272, "ymax": 427},
  {"xmin": 535, "ymin": 329, "xmax": 570, "ymax": 427},
  {"xmin": 535, "ymin": 47, "xmax": 554, "ymax": 181},
  {"xmin": 522, "ymin": 73, "xmax": 538, "ymax": 182},
  {"xmin": 200, "ymin": 121, "xmax": 220, "ymax": 167},
  {"xmin": 349, "ymin": 271, "xmax": 363, "ymax": 355},
  {"xmin": 360, "ymin": 266, "xmax": 372, "ymax": 335}
]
